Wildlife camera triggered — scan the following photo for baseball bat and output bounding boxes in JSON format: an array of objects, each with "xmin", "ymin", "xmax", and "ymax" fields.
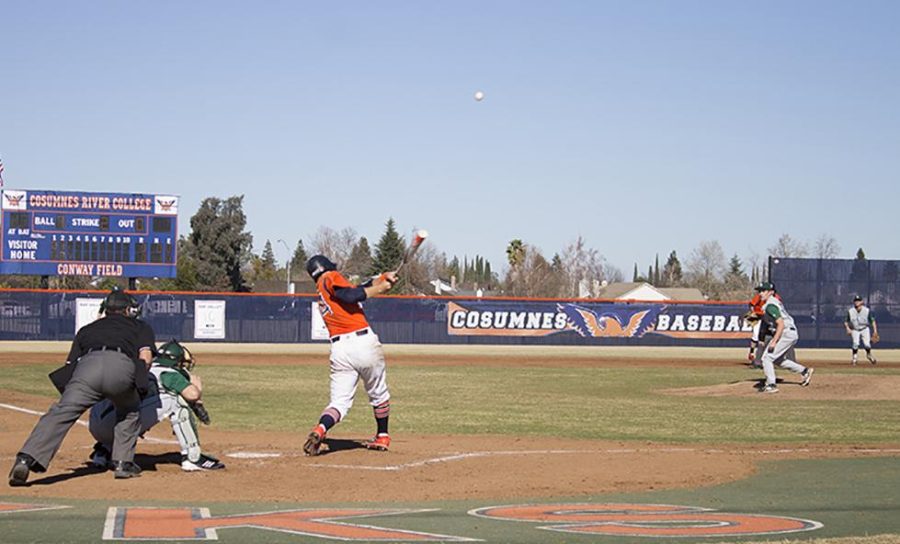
[{"xmin": 395, "ymin": 229, "xmax": 429, "ymax": 275}]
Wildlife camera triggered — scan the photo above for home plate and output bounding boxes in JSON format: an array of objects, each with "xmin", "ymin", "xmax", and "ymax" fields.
[{"xmin": 226, "ymin": 451, "xmax": 282, "ymax": 459}]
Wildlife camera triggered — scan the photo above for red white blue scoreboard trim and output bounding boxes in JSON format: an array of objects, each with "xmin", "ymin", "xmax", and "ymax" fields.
[{"xmin": 1, "ymin": 188, "xmax": 178, "ymax": 278}]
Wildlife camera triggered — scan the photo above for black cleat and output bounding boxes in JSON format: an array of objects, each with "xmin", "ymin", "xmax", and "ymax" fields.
[
  {"xmin": 8, "ymin": 455, "xmax": 31, "ymax": 487},
  {"xmin": 113, "ymin": 461, "xmax": 142, "ymax": 479},
  {"xmin": 181, "ymin": 454, "xmax": 226, "ymax": 471}
]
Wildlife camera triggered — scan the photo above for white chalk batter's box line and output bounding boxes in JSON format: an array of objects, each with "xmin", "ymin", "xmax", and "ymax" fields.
[
  {"xmin": 4, "ymin": 402, "xmax": 899, "ymax": 472},
  {"xmin": 0, "ymin": 402, "xmax": 178, "ymax": 445}
]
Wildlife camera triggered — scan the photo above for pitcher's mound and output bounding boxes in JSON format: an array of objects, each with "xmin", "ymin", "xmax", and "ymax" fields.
[{"xmin": 662, "ymin": 374, "xmax": 900, "ymax": 401}]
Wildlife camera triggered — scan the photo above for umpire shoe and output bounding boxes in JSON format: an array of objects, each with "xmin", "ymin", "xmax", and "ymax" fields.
[
  {"xmin": 113, "ymin": 461, "xmax": 142, "ymax": 479},
  {"xmin": 90, "ymin": 442, "xmax": 112, "ymax": 470},
  {"xmin": 365, "ymin": 433, "xmax": 391, "ymax": 452},
  {"xmin": 303, "ymin": 425, "xmax": 327, "ymax": 456},
  {"xmin": 801, "ymin": 368, "xmax": 815, "ymax": 387},
  {"xmin": 8, "ymin": 454, "xmax": 33, "ymax": 487},
  {"xmin": 182, "ymin": 454, "xmax": 226, "ymax": 472}
]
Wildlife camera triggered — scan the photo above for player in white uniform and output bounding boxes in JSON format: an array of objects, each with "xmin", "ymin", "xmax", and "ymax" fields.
[
  {"xmin": 302, "ymin": 255, "xmax": 397, "ymax": 456},
  {"xmin": 88, "ymin": 341, "xmax": 225, "ymax": 472},
  {"xmin": 845, "ymin": 295, "xmax": 878, "ymax": 365},
  {"xmin": 755, "ymin": 282, "xmax": 814, "ymax": 393}
]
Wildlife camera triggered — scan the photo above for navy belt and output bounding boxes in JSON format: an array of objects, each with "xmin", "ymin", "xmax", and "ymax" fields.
[{"xmin": 331, "ymin": 329, "xmax": 369, "ymax": 343}]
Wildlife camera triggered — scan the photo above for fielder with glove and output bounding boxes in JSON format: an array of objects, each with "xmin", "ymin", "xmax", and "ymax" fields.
[
  {"xmin": 845, "ymin": 295, "xmax": 878, "ymax": 365},
  {"xmin": 89, "ymin": 340, "xmax": 225, "ymax": 472}
]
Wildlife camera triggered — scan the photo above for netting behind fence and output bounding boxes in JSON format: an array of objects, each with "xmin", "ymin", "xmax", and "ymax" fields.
[{"xmin": 771, "ymin": 257, "xmax": 900, "ymax": 348}]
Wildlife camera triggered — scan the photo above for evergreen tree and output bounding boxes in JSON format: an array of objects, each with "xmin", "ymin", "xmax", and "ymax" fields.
[
  {"xmin": 633, "ymin": 263, "xmax": 639, "ymax": 282},
  {"xmin": 252, "ymin": 239, "xmax": 279, "ymax": 282},
  {"xmin": 184, "ymin": 195, "xmax": 253, "ymax": 291},
  {"xmin": 647, "ymin": 265, "xmax": 653, "ymax": 284},
  {"xmin": 345, "ymin": 237, "xmax": 373, "ymax": 279},
  {"xmin": 484, "ymin": 260, "xmax": 493, "ymax": 287},
  {"xmin": 850, "ymin": 247, "xmax": 868, "ymax": 291},
  {"xmin": 654, "ymin": 254, "xmax": 660, "ymax": 285},
  {"xmin": 261, "ymin": 240, "xmax": 277, "ymax": 269},
  {"xmin": 662, "ymin": 250, "xmax": 683, "ymax": 287},
  {"xmin": 290, "ymin": 240, "xmax": 308, "ymax": 277},
  {"xmin": 727, "ymin": 254, "xmax": 743, "ymax": 276},
  {"xmin": 447, "ymin": 256, "xmax": 460, "ymax": 281},
  {"xmin": 369, "ymin": 218, "xmax": 406, "ymax": 275}
]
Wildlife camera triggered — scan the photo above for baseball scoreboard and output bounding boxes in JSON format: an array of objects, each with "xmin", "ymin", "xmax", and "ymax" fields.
[{"xmin": 1, "ymin": 189, "xmax": 179, "ymax": 278}]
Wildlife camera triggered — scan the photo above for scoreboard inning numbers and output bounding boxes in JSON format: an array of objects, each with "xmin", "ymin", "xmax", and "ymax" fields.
[{"xmin": 1, "ymin": 189, "xmax": 179, "ymax": 278}]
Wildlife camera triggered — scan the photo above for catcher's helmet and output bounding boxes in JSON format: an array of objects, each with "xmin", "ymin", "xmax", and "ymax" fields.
[
  {"xmin": 754, "ymin": 281, "xmax": 776, "ymax": 292},
  {"xmin": 306, "ymin": 255, "xmax": 337, "ymax": 282},
  {"xmin": 101, "ymin": 287, "xmax": 139, "ymax": 316},
  {"xmin": 156, "ymin": 340, "xmax": 194, "ymax": 371}
]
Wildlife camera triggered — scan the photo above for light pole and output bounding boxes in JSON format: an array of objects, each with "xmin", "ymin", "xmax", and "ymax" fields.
[{"xmin": 277, "ymin": 239, "xmax": 291, "ymax": 293}]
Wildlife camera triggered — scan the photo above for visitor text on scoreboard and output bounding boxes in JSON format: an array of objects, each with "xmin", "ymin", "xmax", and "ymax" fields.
[{"xmin": 1, "ymin": 189, "xmax": 179, "ymax": 278}]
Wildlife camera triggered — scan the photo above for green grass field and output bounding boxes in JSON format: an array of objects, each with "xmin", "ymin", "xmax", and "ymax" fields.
[
  {"xmin": 3, "ymin": 349, "xmax": 899, "ymax": 543},
  {"xmin": 4, "ymin": 357, "xmax": 899, "ymax": 444}
]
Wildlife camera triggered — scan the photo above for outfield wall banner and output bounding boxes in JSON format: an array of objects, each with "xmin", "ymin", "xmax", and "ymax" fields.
[
  {"xmin": 447, "ymin": 301, "xmax": 752, "ymax": 339},
  {"xmin": 2, "ymin": 289, "xmax": 896, "ymax": 347}
]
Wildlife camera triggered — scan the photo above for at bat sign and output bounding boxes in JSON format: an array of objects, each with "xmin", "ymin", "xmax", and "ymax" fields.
[{"xmin": 396, "ymin": 229, "xmax": 429, "ymax": 273}]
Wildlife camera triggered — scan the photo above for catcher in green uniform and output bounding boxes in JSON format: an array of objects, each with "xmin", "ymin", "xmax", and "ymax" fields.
[{"xmin": 89, "ymin": 340, "xmax": 225, "ymax": 471}]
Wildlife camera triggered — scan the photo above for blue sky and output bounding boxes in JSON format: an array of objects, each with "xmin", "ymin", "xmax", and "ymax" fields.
[{"xmin": 2, "ymin": 1, "xmax": 898, "ymax": 275}]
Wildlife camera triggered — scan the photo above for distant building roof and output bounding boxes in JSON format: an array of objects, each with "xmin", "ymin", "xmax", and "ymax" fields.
[
  {"xmin": 657, "ymin": 287, "xmax": 706, "ymax": 301},
  {"xmin": 595, "ymin": 282, "xmax": 705, "ymax": 301},
  {"xmin": 595, "ymin": 282, "xmax": 645, "ymax": 299}
]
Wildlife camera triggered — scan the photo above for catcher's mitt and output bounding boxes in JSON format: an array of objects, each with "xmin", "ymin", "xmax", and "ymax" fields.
[
  {"xmin": 742, "ymin": 310, "xmax": 761, "ymax": 324},
  {"xmin": 190, "ymin": 401, "xmax": 211, "ymax": 425},
  {"xmin": 872, "ymin": 332, "xmax": 880, "ymax": 344}
]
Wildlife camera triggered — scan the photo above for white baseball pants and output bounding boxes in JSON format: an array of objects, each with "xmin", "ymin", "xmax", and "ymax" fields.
[
  {"xmin": 851, "ymin": 328, "xmax": 871, "ymax": 349},
  {"xmin": 327, "ymin": 329, "xmax": 390, "ymax": 421},
  {"xmin": 762, "ymin": 329, "xmax": 806, "ymax": 385}
]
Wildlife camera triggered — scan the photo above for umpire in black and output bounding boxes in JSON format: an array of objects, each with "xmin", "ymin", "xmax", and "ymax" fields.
[{"xmin": 8, "ymin": 288, "xmax": 156, "ymax": 485}]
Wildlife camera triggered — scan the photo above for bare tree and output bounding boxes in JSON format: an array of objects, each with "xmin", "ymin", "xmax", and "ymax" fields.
[
  {"xmin": 559, "ymin": 236, "xmax": 612, "ymax": 297},
  {"xmin": 310, "ymin": 226, "xmax": 358, "ymax": 268},
  {"xmin": 813, "ymin": 234, "xmax": 841, "ymax": 259},
  {"xmin": 503, "ymin": 243, "xmax": 563, "ymax": 298},
  {"xmin": 768, "ymin": 233, "xmax": 808, "ymax": 258},
  {"xmin": 685, "ymin": 240, "xmax": 727, "ymax": 299}
]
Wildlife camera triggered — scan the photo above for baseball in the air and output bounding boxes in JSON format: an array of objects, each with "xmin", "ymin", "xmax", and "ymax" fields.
[
  {"xmin": 416, "ymin": 229, "xmax": 429, "ymax": 239},
  {"xmin": 474, "ymin": 90, "xmax": 485, "ymax": 102}
]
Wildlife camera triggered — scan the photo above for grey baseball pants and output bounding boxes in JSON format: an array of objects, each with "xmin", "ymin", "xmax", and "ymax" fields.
[{"xmin": 19, "ymin": 351, "xmax": 141, "ymax": 470}]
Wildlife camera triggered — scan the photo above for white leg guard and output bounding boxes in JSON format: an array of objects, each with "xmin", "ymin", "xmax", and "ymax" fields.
[{"xmin": 171, "ymin": 398, "xmax": 202, "ymax": 463}]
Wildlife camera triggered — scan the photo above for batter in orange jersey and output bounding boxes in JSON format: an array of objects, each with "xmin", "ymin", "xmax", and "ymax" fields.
[{"xmin": 302, "ymin": 255, "xmax": 398, "ymax": 456}]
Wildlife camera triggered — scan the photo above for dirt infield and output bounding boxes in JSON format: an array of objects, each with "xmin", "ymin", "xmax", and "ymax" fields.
[
  {"xmin": 3, "ymin": 344, "xmax": 897, "ymax": 369},
  {"xmin": 2, "ymin": 387, "xmax": 897, "ymax": 505},
  {"xmin": 664, "ymin": 374, "xmax": 900, "ymax": 401}
]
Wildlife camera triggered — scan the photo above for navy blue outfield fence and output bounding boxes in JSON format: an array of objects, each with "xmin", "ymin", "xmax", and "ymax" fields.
[
  {"xmin": 770, "ymin": 257, "xmax": 900, "ymax": 349},
  {"xmin": 0, "ymin": 283, "xmax": 896, "ymax": 349}
]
